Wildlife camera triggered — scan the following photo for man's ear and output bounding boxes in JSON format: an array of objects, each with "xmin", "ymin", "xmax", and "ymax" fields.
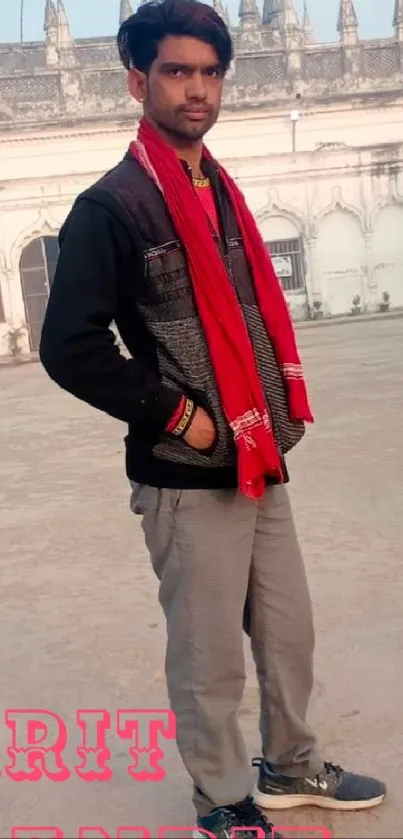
[{"xmin": 128, "ymin": 68, "xmax": 148, "ymax": 103}]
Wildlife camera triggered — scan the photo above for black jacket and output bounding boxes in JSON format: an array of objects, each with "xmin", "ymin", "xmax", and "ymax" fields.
[{"xmin": 40, "ymin": 150, "xmax": 298, "ymax": 488}]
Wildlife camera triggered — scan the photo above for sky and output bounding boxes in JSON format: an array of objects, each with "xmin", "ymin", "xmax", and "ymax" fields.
[{"xmin": 0, "ymin": 0, "xmax": 394, "ymax": 45}]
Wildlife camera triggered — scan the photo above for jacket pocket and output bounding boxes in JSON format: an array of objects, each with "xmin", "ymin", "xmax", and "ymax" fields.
[
  {"xmin": 183, "ymin": 387, "xmax": 220, "ymax": 458},
  {"xmin": 139, "ymin": 241, "xmax": 195, "ymax": 323},
  {"xmin": 152, "ymin": 388, "xmax": 235, "ymax": 469}
]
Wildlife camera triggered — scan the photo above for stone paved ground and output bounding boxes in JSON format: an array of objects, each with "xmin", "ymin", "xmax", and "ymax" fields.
[{"xmin": 0, "ymin": 317, "xmax": 402, "ymax": 839}]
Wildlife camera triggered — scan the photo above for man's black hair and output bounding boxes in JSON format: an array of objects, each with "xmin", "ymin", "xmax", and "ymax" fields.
[{"xmin": 117, "ymin": 0, "xmax": 233, "ymax": 75}]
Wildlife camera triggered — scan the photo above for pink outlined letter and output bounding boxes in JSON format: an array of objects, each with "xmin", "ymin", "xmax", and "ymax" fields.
[
  {"xmin": 11, "ymin": 828, "xmax": 64, "ymax": 838},
  {"xmin": 273, "ymin": 829, "xmax": 332, "ymax": 838},
  {"xmin": 158, "ymin": 828, "xmax": 216, "ymax": 838},
  {"xmin": 75, "ymin": 710, "xmax": 112, "ymax": 782},
  {"xmin": 5, "ymin": 710, "xmax": 70, "ymax": 782},
  {"xmin": 272, "ymin": 824, "xmax": 332, "ymax": 839},
  {"xmin": 79, "ymin": 831, "xmax": 151, "ymax": 839},
  {"xmin": 117, "ymin": 709, "xmax": 176, "ymax": 781}
]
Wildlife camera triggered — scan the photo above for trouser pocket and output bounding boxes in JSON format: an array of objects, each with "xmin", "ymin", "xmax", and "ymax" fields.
[{"xmin": 130, "ymin": 482, "xmax": 182, "ymax": 516}]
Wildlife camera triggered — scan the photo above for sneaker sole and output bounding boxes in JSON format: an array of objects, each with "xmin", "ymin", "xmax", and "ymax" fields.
[
  {"xmin": 193, "ymin": 833, "xmax": 230, "ymax": 838},
  {"xmin": 253, "ymin": 787, "xmax": 386, "ymax": 811}
]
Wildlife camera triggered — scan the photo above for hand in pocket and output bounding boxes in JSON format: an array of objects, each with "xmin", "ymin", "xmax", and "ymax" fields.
[{"xmin": 184, "ymin": 406, "xmax": 216, "ymax": 451}]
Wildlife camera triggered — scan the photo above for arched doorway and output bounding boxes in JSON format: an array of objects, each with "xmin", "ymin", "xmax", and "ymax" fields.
[
  {"xmin": 260, "ymin": 215, "xmax": 308, "ymax": 320},
  {"xmin": 316, "ymin": 210, "xmax": 366, "ymax": 316},
  {"xmin": 0, "ymin": 250, "xmax": 6, "ymax": 325},
  {"xmin": 19, "ymin": 235, "xmax": 59, "ymax": 351},
  {"xmin": 373, "ymin": 204, "xmax": 403, "ymax": 309},
  {"xmin": 0, "ymin": 281, "xmax": 5, "ymax": 324}
]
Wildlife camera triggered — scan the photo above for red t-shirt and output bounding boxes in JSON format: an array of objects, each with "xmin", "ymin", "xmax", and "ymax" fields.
[{"xmin": 194, "ymin": 178, "xmax": 219, "ymax": 235}]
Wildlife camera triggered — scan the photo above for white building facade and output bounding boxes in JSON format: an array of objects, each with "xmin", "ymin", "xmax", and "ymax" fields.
[{"xmin": 1, "ymin": 0, "xmax": 403, "ymax": 356}]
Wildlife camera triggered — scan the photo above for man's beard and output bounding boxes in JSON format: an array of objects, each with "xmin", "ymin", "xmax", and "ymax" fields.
[{"xmin": 152, "ymin": 108, "xmax": 218, "ymax": 144}]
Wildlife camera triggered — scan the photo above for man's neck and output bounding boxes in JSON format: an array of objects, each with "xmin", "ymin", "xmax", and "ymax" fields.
[
  {"xmin": 164, "ymin": 135, "xmax": 204, "ymax": 178},
  {"xmin": 144, "ymin": 117, "xmax": 203, "ymax": 177},
  {"xmin": 176, "ymin": 149, "xmax": 203, "ymax": 178}
]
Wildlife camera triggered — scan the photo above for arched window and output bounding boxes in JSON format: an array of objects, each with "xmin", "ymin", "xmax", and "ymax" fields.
[
  {"xmin": 19, "ymin": 235, "xmax": 59, "ymax": 351},
  {"xmin": 263, "ymin": 216, "xmax": 306, "ymax": 293}
]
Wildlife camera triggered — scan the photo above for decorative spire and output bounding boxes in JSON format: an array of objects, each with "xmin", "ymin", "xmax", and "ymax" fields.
[
  {"xmin": 44, "ymin": 0, "xmax": 57, "ymax": 32},
  {"xmin": 120, "ymin": 0, "xmax": 133, "ymax": 24},
  {"xmin": 337, "ymin": 0, "xmax": 358, "ymax": 41},
  {"xmin": 238, "ymin": 0, "xmax": 260, "ymax": 28},
  {"xmin": 393, "ymin": 0, "xmax": 403, "ymax": 37},
  {"xmin": 262, "ymin": 0, "xmax": 282, "ymax": 27},
  {"xmin": 213, "ymin": 0, "xmax": 230, "ymax": 27},
  {"xmin": 44, "ymin": 0, "xmax": 59, "ymax": 65},
  {"xmin": 54, "ymin": 0, "xmax": 73, "ymax": 47},
  {"xmin": 302, "ymin": 0, "xmax": 314, "ymax": 42},
  {"xmin": 44, "ymin": 0, "xmax": 74, "ymax": 63},
  {"xmin": 262, "ymin": 0, "xmax": 300, "ymax": 30},
  {"xmin": 283, "ymin": 0, "xmax": 299, "ymax": 29}
]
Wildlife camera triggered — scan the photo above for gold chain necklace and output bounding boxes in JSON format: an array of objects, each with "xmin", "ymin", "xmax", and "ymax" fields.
[{"xmin": 192, "ymin": 176, "xmax": 211, "ymax": 188}]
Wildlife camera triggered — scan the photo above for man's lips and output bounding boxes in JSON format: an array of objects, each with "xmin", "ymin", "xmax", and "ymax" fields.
[{"xmin": 182, "ymin": 108, "xmax": 209, "ymax": 118}]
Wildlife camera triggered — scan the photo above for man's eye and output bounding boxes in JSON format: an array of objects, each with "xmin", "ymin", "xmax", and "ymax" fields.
[{"xmin": 169, "ymin": 69, "xmax": 184, "ymax": 77}]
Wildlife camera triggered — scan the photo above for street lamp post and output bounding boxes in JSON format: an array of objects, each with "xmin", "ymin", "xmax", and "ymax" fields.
[
  {"xmin": 290, "ymin": 108, "xmax": 300, "ymax": 153},
  {"xmin": 20, "ymin": 0, "xmax": 25, "ymax": 42}
]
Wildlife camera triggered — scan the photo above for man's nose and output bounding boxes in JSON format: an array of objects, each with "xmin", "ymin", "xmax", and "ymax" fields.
[{"xmin": 186, "ymin": 71, "xmax": 207, "ymax": 100}]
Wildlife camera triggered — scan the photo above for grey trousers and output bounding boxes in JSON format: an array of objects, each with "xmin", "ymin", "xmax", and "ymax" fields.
[{"xmin": 130, "ymin": 483, "xmax": 323, "ymax": 817}]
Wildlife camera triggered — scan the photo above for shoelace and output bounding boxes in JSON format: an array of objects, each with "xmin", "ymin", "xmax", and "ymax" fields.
[
  {"xmin": 214, "ymin": 811, "xmax": 257, "ymax": 839},
  {"xmin": 231, "ymin": 795, "xmax": 275, "ymax": 831},
  {"xmin": 322, "ymin": 761, "xmax": 343, "ymax": 779},
  {"xmin": 253, "ymin": 755, "xmax": 343, "ymax": 784}
]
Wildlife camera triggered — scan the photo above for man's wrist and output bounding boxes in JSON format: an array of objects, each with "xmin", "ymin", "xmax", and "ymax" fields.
[
  {"xmin": 165, "ymin": 396, "xmax": 197, "ymax": 438},
  {"xmin": 151, "ymin": 385, "xmax": 186, "ymax": 433},
  {"xmin": 165, "ymin": 395, "xmax": 187, "ymax": 433}
]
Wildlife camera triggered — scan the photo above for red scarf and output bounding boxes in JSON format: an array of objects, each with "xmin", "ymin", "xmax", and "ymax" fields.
[{"xmin": 130, "ymin": 119, "xmax": 313, "ymax": 500}]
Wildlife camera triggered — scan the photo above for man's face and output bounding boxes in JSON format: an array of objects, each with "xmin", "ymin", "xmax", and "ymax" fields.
[{"xmin": 130, "ymin": 35, "xmax": 225, "ymax": 144}]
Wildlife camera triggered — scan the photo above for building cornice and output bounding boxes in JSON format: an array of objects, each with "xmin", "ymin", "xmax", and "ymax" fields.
[
  {"xmin": 1, "ymin": 88, "xmax": 403, "ymax": 147},
  {"xmin": 1, "ymin": 139, "xmax": 402, "ymax": 202}
]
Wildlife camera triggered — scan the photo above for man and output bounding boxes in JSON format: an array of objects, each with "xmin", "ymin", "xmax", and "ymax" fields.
[{"xmin": 39, "ymin": 0, "xmax": 386, "ymax": 835}]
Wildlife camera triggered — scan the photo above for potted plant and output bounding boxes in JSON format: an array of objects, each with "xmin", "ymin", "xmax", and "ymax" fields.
[
  {"xmin": 379, "ymin": 291, "xmax": 390, "ymax": 313},
  {"xmin": 312, "ymin": 299, "xmax": 324, "ymax": 320},
  {"xmin": 4, "ymin": 323, "xmax": 27, "ymax": 363},
  {"xmin": 351, "ymin": 294, "xmax": 361, "ymax": 315}
]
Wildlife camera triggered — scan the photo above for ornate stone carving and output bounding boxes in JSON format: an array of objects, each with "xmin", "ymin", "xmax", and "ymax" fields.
[{"xmin": 315, "ymin": 185, "xmax": 368, "ymax": 235}]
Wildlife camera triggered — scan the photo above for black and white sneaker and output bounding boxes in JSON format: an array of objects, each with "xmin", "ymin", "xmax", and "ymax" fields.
[
  {"xmin": 252, "ymin": 757, "xmax": 386, "ymax": 812},
  {"xmin": 194, "ymin": 794, "xmax": 282, "ymax": 837}
]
